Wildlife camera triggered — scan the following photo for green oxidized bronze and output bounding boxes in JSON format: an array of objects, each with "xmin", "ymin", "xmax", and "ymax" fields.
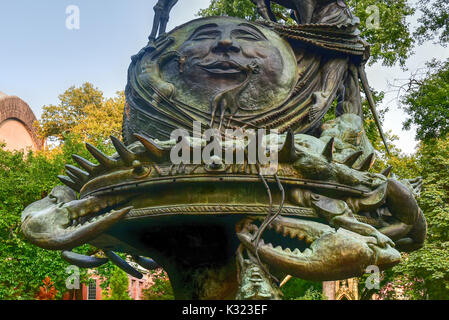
[{"xmin": 21, "ymin": 1, "xmax": 426, "ymax": 300}]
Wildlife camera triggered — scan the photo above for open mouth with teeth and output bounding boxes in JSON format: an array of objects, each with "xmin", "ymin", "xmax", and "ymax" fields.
[
  {"xmin": 65, "ymin": 195, "xmax": 133, "ymax": 229},
  {"xmin": 237, "ymin": 216, "xmax": 401, "ymax": 281}
]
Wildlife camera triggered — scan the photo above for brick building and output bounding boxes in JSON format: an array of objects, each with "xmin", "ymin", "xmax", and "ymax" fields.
[{"xmin": 0, "ymin": 91, "xmax": 44, "ymax": 152}]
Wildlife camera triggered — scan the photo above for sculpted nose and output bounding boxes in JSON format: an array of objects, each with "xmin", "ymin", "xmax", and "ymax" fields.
[{"xmin": 212, "ymin": 38, "xmax": 240, "ymax": 53}]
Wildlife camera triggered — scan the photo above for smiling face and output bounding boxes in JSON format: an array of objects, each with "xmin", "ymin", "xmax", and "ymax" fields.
[
  {"xmin": 180, "ymin": 22, "xmax": 274, "ymax": 87},
  {"xmin": 159, "ymin": 17, "xmax": 297, "ymax": 114}
]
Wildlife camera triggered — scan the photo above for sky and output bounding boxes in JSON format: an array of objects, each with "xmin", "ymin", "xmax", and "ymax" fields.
[{"xmin": 1, "ymin": 0, "xmax": 447, "ymax": 154}]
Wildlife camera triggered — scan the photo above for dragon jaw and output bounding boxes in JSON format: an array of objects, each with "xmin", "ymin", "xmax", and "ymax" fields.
[
  {"xmin": 237, "ymin": 216, "xmax": 401, "ymax": 281},
  {"xmin": 21, "ymin": 186, "xmax": 133, "ymax": 250}
]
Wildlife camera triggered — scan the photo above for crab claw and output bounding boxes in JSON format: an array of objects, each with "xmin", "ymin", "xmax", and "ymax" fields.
[
  {"xmin": 21, "ymin": 186, "xmax": 133, "ymax": 250},
  {"xmin": 237, "ymin": 217, "xmax": 401, "ymax": 281}
]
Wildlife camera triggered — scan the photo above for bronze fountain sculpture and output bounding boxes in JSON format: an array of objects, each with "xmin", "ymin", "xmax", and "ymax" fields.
[{"xmin": 21, "ymin": 0, "xmax": 426, "ymax": 300}]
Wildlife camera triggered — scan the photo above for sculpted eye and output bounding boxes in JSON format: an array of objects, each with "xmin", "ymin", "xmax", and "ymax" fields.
[
  {"xmin": 192, "ymin": 31, "xmax": 220, "ymax": 41},
  {"xmin": 232, "ymin": 30, "xmax": 261, "ymax": 41}
]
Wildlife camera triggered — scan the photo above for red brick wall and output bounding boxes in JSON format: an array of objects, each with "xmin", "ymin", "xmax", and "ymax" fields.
[{"xmin": 0, "ymin": 94, "xmax": 44, "ymax": 151}]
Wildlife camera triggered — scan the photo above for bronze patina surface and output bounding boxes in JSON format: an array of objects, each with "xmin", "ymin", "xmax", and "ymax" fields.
[{"xmin": 22, "ymin": 0, "xmax": 426, "ymax": 300}]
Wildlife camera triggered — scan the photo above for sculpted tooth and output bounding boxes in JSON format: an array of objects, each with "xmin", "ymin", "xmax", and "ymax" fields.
[
  {"xmin": 303, "ymin": 248, "xmax": 312, "ymax": 256},
  {"xmin": 343, "ymin": 151, "xmax": 364, "ymax": 167},
  {"xmin": 110, "ymin": 136, "xmax": 136, "ymax": 165},
  {"xmin": 297, "ymin": 233, "xmax": 305, "ymax": 241},
  {"xmin": 267, "ymin": 243, "xmax": 273, "ymax": 248},
  {"xmin": 282, "ymin": 229, "xmax": 289, "ymax": 237},
  {"xmin": 322, "ymin": 137, "xmax": 335, "ymax": 162},
  {"xmin": 58, "ymin": 176, "xmax": 81, "ymax": 193},
  {"xmin": 293, "ymin": 248, "xmax": 301, "ymax": 255},
  {"xmin": 288, "ymin": 230, "xmax": 296, "ymax": 239},
  {"xmin": 72, "ymin": 155, "xmax": 97, "ymax": 174},
  {"xmin": 86, "ymin": 143, "xmax": 117, "ymax": 168},
  {"xmin": 275, "ymin": 224, "xmax": 282, "ymax": 233},
  {"xmin": 357, "ymin": 153, "xmax": 376, "ymax": 171},
  {"xmin": 278, "ymin": 130, "xmax": 299, "ymax": 163},
  {"xmin": 284, "ymin": 248, "xmax": 292, "ymax": 254},
  {"xmin": 275, "ymin": 246, "xmax": 283, "ymax": 251}
]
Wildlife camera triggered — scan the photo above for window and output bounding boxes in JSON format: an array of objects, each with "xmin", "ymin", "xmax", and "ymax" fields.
[{"xmin": 88, "ymin": 280, "xmax": 97, "ymax": 300}]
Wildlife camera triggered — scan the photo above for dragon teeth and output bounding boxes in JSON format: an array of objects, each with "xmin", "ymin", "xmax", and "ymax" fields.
[
  {"xmin": 293, "ymin": 249, "xmax": 301, "ymax": 255},
  {"xmin": 275, "ymin": 246, "xmax": 283, "ymax": 251},
  {"xmin": 284, "ymin": 248, "xmax": 292, "ymax": 254}
]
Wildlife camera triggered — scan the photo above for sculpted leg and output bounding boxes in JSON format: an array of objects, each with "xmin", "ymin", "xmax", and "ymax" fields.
[{"xmin": 149, "ymin": 1, "xmax": 165, "ymax": 42}]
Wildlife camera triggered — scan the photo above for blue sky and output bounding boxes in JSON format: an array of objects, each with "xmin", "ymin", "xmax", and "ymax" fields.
[{"xmin": 1, "ymin": 0, "xmax": 448, "ymax": 154}]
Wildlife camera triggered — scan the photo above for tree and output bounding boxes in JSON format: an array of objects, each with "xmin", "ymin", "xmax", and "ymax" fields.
[
  {"xmin": 38, "ymin": 83, "xmax": 103, "ymax": 142},
  {"xmin": 143, "ymin": 270, "xmax": 174, "ymax": 300},
  {"xmin": 280, "ymin": 277, "xmax": 323, "ymax": 300},
  {"xmin": 415, "ymin": 0, "xmax": 449, "ymax": 46},
  {"xmin": 401, "ymin": 59, "xmax": 449, "ymax": 141},
  {"xmin": 37, "ymin": 83, "xmax": 124, "ymax": 144},
  {"xmin": 0, "ymin": 80, "xmax": 130, "ymax": 299},
  {"xmin": 198, "ymin": 0, "xmax": 415, "ymax": 67},
  {"xmin": 390, "ymin": 138, "xmax": 449, "ymax": 299},
  {"xmin": 0, "ymin": 138, "xmax": 91, "ymax": 300},
  {"xmin": 103, "ymin": 267, "xmax": 131, "ymax": 300}
]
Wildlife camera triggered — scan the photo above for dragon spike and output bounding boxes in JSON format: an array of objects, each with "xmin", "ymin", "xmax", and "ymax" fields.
[
  {"xmin": 382, "ymin": 166, "xmax": 393, "ymax": 177},
  {"xmin": 343, "ymin": 151, "xmax": 364, "ymax": 167},
  {"xmin": 278, "ymin": 130, "xmax": 298, "ymax": 163},
  {"xmin": 132, "ymin": 256, "xmax": 160, "ymax": 270},
  {"xmin": 62, "ymin": 251, "xmax": 108, "ymax": 268},
  {"xmin": 65, "ymin": 165, "xmax": 89, "ymax": 183},
  {"xmin": 86, "ymin": 143, "xmax": 117, "ymax": 168},
  {"xmin": 72, "ymin": 155, "xmax": 97, "ymax": 174},
  {"xmin": 66, "ymin": 171, "xmax": 82, "ymax": 186},
  {"xmin": 58, "ymin": 175, "xmax": 81, "ymax": 193},
  {"xmin": 322, "ymin": 137, "xmax": 335, "ymax": 162},
  {"xmin": 357, "ymin": 153, "xmax": 376, "ymax": 171},
  {"xmin": 105, "ymin": 250, "xmax": 143, "ymax": 279},
  {"xmin": 110, "ymin": 136, "xmax": 136, "ymax": 165},
  {"xmin": 134, "ymin": 133, "xmax": 168, "ymax": 161}
]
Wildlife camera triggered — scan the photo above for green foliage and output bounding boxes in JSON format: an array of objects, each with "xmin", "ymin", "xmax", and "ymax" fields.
[
  {"xmin": 280, "ymin": 277, "xmax": 323, "ymax": 300},
  {"xmin": 37, "ymin": 83, "xmax": 124, "ymax": 145},
  {"xmin": 402, "ymin": 59, "xmax": 449, "ymax": 141},
  {"xmin": 198, "ymin": 0, "xmax": 415, "ymax": 67},
  {"xmin": 0, "ymin": 81, "xmax": 124, "ymax": 299},
  {"xmin": 415, "ymin": 0, "xmax": 449, "ymax": 46},
  {"xmin": 0, "ymin": 137, "xmax": 91, "ymax": 300},
  {"xmin": 295, "ymin": 288, "xmax": 326, "ymax": 300},
  {"xmin": 102, "ymin": 267, "xmax": 131, "ymax": 300},
  {"xmin": 38, "ymin": 83, "xmax": 104, "ymax": 142},
  {"xmin": 347, "ymin": 0, "xmax": 415, "ymax": 67},
  {"xmin": 142, "ymin": 270, "xmax": 174, "ymax": 300}
]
